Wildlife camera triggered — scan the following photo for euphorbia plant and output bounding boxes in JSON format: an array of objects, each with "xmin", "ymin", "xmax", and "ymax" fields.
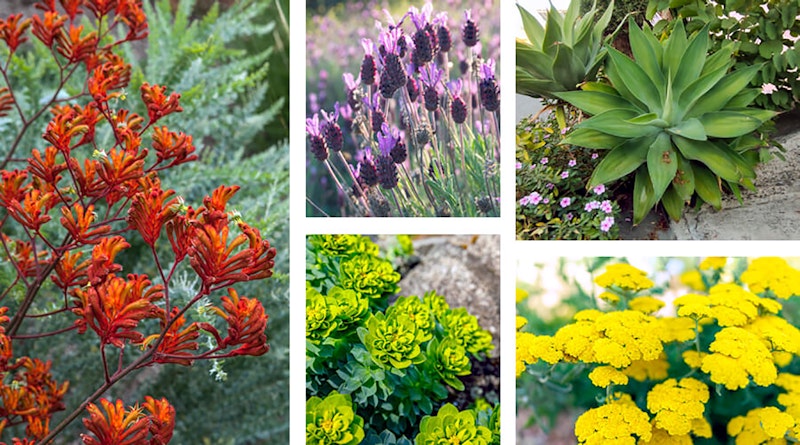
[
  {"xmin": 0, "ymin": 1, "xmax": 277, "ymax": 442},
  {"xmin": 557, "ymin": 19, "xmax": 777, "ymax": 224}
]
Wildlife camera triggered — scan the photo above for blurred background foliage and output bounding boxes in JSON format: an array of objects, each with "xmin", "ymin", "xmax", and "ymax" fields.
[{"xmin": 1, "ymin": 0, "xmax": 289, "ymax": 442}]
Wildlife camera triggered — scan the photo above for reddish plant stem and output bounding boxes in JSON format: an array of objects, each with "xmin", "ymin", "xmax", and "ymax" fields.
[{"xmin": 12, "ymin": 324, "xmax": 77, "ymax": 339}]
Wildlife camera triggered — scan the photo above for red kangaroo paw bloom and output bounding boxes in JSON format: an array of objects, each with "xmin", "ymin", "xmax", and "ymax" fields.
[
  {"xmin": 27, "ymin": 146, "xmax": 67, "ymax": 184},
  {"xmin": 31, "ymin": 11, "xmax": 67, "ymax": 47},
  {"xmin": 5, "ymin": 237, "xmax": 50, "ymax": 278},
  {"xmin": 70, "ymin": 158, "xmax": 105, "ymax": 199},
  {"xmin": 72, "ymin": 274, "xmax": 163, "ymax": 348},
  {"xmin": 60, "ymin": 204, "xmax": 111, "ymax": 245},
  {"xmin": 0, "ymin": 14, "xmax": 32, "ymax": 53},
  {"xmin": 127, "ymin": 180, "xmax": 178, "ymax": 247},
  {"xmin": 140, "ymin": 83, "xmax": 182, "ymax": 124},
  {"xmin": 116, "ymin": 0, "xmax": 148, "ymax": 42},
  {"xmin": 6, "ymin": 189, "xmax": 54, "ymax": 232},
  {"xmin": 55, "ymin": 24, "xmax": 97, "ymax": 64},
  {"xmin": 0, "ymin": 170, "xmax": 31, "ymax": 207},
  {"xmin": 44, "ymin": 106, "xmax": 89, "ymax": 154},
  {"xmin": 0, "ymin": 87, "xmax": 15, "ymax": 118},
  {"xmin": 140, "ymin": 308, "xmax": 199, "ymax": 366},
  {"xmin": 52, "ymin": 250, "xmax": 89, "ymax": 289},
  {"xmin": 81, "ymin": 399, "xmax": 149, "ymax": 445},
  {"xmin": 165, "ymin": 211, "xmax": 194, "ymax": 263},
  {"xmin": 211, "ymin": 288, "xmax": 269, "ymax": 357},
  {"xmin": 86, "ymin": 236, "xmax": 129, "ymax": 285},
  {"xmin": 88, "ymin": 54, "xmax": 131, "ymax": 102},
  {"xmin": 142, "ymin": 396, "xmax": 175, "ymax": 445},
  {"xmin": 151, "ymin": 126, "xmax": 197, "ymax": 168}
]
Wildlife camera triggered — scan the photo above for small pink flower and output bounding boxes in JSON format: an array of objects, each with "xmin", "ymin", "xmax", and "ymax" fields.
[
  {"xmin": 560, "ymin": 126, "xmax": 570, "ymax": 135},
  {"xmin": 762, "ymin": 83, "xmax": 778, "ymax": 95},
  {"xmin": 560, "ymin": 171, "xmax": 569, "ymax": 179},
  {"xmin": 600, "ymin": 200, "xmax": 613, "ymax": 214},
  {"xmin": 591, "ymin": 153, "xmax": 599, "ymax": 159},
  {"xmin": 560, "ymin": 197, "xmax": 571, "ymax": 208},
  {"xmin": 565, "ymin": 213, "xmax": 573, "ymax": 220},
  {"xmin": 516, "ymin": 161, "xmax": 522, "ymax": 169},
  {"xmin": 542, "ymin": 198, "xmax": 550, "ymax": 204},
  {"xmin": 546, "ymin": 183, "xmax": 555, "ymax": 190},
  {"xmin": 568, "ymin": 159, "xmax": 577, "ymax": 167},
  {"xmin": 540, "ymin": 157, "xmax": 548, "ymax": 165},
  {"xmin": 593, "ymin": 184, "xmax": 606, "ymax": 195},
  {"xmin": 530, "ymin": 192, "xmax": 542, "ymax": 205},
  {"xmin": 600, "ymin": 216, "xmax": 615, "ymax": 232},
  {"xmin": 584, "ymin": 200, "xmax": 600, "ymax": 212}
]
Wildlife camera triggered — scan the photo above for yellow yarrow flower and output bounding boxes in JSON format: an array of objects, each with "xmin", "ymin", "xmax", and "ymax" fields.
[
  {"xmin": 646, "ymin": 378, "xmax": 709, "ymax": 436},
  {"xmin": 592, "ymin": 311, "xmax": 664, "ymax": 368},
  {"xmin": 639, "ymin": 427, "xmax": 692, "ymax": 445},
  {"xmin": 623, "ymin": 356, "xmax": 669, "ymax": 382},
  {"xmin": 595, "ymin": 264, "xmax": 654, "ymax": 292},
  {"xmin": 776, "ymin": 374, "xmax": 800, "ymax": 419},
  {"xmin": 588, "ymin": 366, "xmax": 629, "ymax": 387},
  {"xmin": 516, "ymin": 332, "xmax": 536, "ymax": 377},
  {"xmin": 728, "ymin": 407, "xmax": 794, "ymax": 444},
  {"xmin": 598, "ymin": 291, "xmax": 620, "ymax": 304},
  {"xmin": 701, "ymin": 327, "xmax": 777, "ymax": 390},
  {"xmin": 516, "ymin": 332, "xmax": 563, "ymax": 377},
  {"xmin": 741, "ymin": 257, "xmax": 800, "ymax": 299},
  {"xmin": 708, "ymin": 283, "xmax": 777, "ymax": 327},
  {"xmin": 629, "ymin": 296, "xmax": 665, "ymax": 314},
  {"xmin": 516, "ymin": 316, "xmax": 527, "ymax": 331},
  {"xmin": 553, "ymin": 320, "xmax": 601, "ymax": 363},
  {"xmin": 746, "ymin": 315, "xmax": 800, "ymax": 356},
  {"xmin": 516, "ymin": 287, "xmax": 529, "ymax": 303},
  {"xmin": 575, "ymin": 396, "xmax": 653, "ymax": 444},
  {"xmin": 680, "ymin": 270, "xmax": 706, "ymax": 292},
  {"xmin": 657, "ymin": 317, "xmax": 697, "ymax": 343},
  {"xmin": 674, "ymin": 294, "xmax": 712, "ymax": 320},
  {"xmin": 699, "ymin": 257, "xmax": 727, "ymax": 270},
  {"xmin": 682, "ymin": 350, "xmax": 706, "ymax": 369}
]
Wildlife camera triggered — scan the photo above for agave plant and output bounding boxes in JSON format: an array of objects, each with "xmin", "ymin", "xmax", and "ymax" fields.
[
  {"xmin": 556, "ymin": 19, "xmax": 777, "ymax": 224},
  {"xmin": 516, "ymin": 0, "xmax": 614, "ymax": 99}
]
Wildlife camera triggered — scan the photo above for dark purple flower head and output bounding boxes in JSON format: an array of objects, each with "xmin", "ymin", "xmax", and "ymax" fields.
[
  {"xmin": 321, "ymin": 104, "xmax": 344, "ymax": 152},
  {"xmin": 379, "ymin": 26, "xmax": 403, "ymax": 56},
  {"xmin": 307, "ymin": 113, "xmax": 329, "ymax": 161},
  {"xmin": 434, "ymin": 12, "xmax": 452, "ymax": 53},
  {"xmin": 360, "ymin": 39, "xmax": 377, "ymax": 85},
  {"xmin": 377, "ymin": 123, "xmax": 400, "ymax": 157},
  {"xmin": 479, "ymin": 58, "xmax": 496, "ymax": 81},
  {"xmin": 462, "ymin": 9, "xmax": 480, "ymax": 47}
]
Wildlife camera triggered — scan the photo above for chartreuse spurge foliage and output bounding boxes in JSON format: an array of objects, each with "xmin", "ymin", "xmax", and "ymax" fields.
[
  {"xmin": 307, "ymin": 391, "xmax": 365, "ymax": 445},
  {"xmin": 557, "ymin": 20, "xmax": 777, "ymax": 224},
  {"xmin": 516, "ymin": 0, "xmax": 614, "ymax": 99}
]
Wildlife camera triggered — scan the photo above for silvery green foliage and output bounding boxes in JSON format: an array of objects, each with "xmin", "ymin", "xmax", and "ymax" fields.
[{"xmin": 125, "ymin": 0, "xmax": 283, "ymax": 156}]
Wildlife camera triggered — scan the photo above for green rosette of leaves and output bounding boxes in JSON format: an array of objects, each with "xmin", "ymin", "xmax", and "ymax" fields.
[
  {"xmin": 439, "ymin": 308, "xmax": 494, "ymax": 356},
  {"xmin": 329, "ymin": 286, "xmax": 370, "ymax": 334},
  {"xmin": 423, "ymin": 291, "xmax": 450, "ymax": 319},
  {"xmin": 338, "ymin": 253, "xmax": 401, "ymax": 299},
  {"xmin": 414, "ymin": 404, "xmax": 492, "ymax": 445},
  {"xmin": 517, "ymin": 0, "xmax": 614, "ymax": 98},
  {"xmin": 309, "ymin": 234, "xmax": 379, "ymax": 258},
  {"xmin": 426, "ymin": 337, "xmax": 471, "ymax": 391},
  {"xmin": 386, "ymin": 296, "xmax": 435, "ymax": 343},
  {"xmin": 557, "ymin": 20, "xmax": 777, "ymax": 224},
  {"xmin": 359, "ymin": 312, "xmax": 426, "ymax": 370},
  {"xmin": 307, "ymin": 285, "xmax": 339, "ymax": 344},
  {"xmin": 306, "ymin": 391, "xmax": 365, "ymax": 445}
]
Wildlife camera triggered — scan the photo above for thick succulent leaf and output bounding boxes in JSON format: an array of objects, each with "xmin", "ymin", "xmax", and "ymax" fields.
[
  {"xmin": 693, "ymin": 163, "xmax": 722, "ymax": 210},
  {"xmin": 555, "ymin": 91, "xmax": 639, "ymax": 115},
  {"xmin": 627, "ymin": 113, "xmax": 669, "ymax": 127},
  {"xmin": 700, "ymin": 46, "xmax": 734, "ymax": 77},
  {"xmin": 673, "ymin": 24, "xmax": 710, "ymax": 95},
  {"xmin": 725, "ymin": 89, "xmax": 761, "ymax": 108},
  {"xmin": 605, "ymin": 52, "xmax": 648, "ymax": 110},
  {"xmin": 561, "ymin": 128, "xmax": 626, "ymax": 149},
  {"xmin": 517, "ymin": 42, "xmax": 554, "ymax": 79},
  {"xmin": 663, "ymin": 20, "xmax": 688, "ymax": 81},
  {"xmin": 588, "ymin": 136, "xmax": 654, "ymax": 188},
  {"xmin": 724, "ymin": 107, "xmax": 778, "ymax": 123},
  {"xmin": 672, "ymin": 151, "xmax": 696, "ymax": 201},
  {"xmin": 686, "ymin": 64, "xmax": 762, "ymax": 118},
  {"xmin": 592, "ymin": 0, "xmax": 614, "ymax": 45},
  {"xmin": 543, "ymin": 6, "xmax": 564, "ymax": 56},
  {"xmin": 646, "ymin": 132, "xmax": 678, "ymax": 201},
  {"xmin": 678, "ymin": 63, "xmax": 730, "ymax": 114},
  {"xmin": 699, "ymin": 112, "xmax": 764, "ymax": 138},
  {"xmin": 666, "ymin": 118, "xmax": 707, "ymax": 140},
  {"xmin": 579, "ymin": 109, "xmax": 660, "ymax": 138},
  {"xmin": 633, "ymin": 165, "xmax": 659, "ymax": 225},
  {"xmin": 629, "ymin": 18, "xmax": 664, "ymax": 86},
  {"xmin": 517, "ymin": 69, "xmax": 561, "ymax": 98},
  {"xmin": 672, "ymin": 135, "xmax": 749, "ymax": 182},
  {"xmin": 562, "ymin": 0, "xmax": 581, "ymax": 43},
  {"xmin": 552, "ymin": 45, "xmax": 584, "ymax": 91},
  {"xmin": 517, "ymin": 5, "xmax": 545, "ymax": 49},
  {"xmin": 661, "ymin": 185, "xmax": 685, "ymax": 222},
  {"xmin": 606, "ymin": 47, "xmax": 663, "ymax": 112},
  {"xmin": 581, "ymin": 81, "xmax": 621, "ymax": 96}
]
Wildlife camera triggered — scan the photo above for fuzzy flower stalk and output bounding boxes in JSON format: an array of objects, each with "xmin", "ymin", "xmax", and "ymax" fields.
[{"xmin": 306, "ymin": 2, "xmax": 500, "ymax": 217}]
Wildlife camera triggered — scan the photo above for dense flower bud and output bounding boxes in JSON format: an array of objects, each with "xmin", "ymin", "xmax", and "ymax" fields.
[
  {"xmin": 406, "ymin": 76, "xmax": 420, "ymax": 102},
  {"xmin": 323, "ymin": 122, "xmax": 343, "ymax": 153},
  {"xmin": 358, "ymin": 155, "xmax": 379, "ymax": 187},
  {"xmin": 479, "ymin": 78, "xmax": 500, "ymax": 112},
  {"xmin": 461, "ymin": 10, "xmax": 479, "ymax": 47},
  {"xmin": 376, "ymin": 154, "xmax": 398, "ymax": 190},
  {"xmin": 437, "ymin": 24, "xmax": 452, "ymax": 53},
  {"xmin": 379, "ymin": 53, "xmax": 407, "ymax": 99},
  {"xmin": 360, "ymin": 55, "xmax": 376, "ymax": 85},
  {"xmin": 423, "ymin": 87, "xmax": 439, "ymax": 112},
  {"xmin": 390, "ymin": 139, "xmax": 407, "ymax": 164},
  {"xmin": 411, "ymin": 28, "xmax": 434, "ymax": 67},
  {"xmin": 451, "ymin": 96, "xmax": 467, "ymax": 124}
]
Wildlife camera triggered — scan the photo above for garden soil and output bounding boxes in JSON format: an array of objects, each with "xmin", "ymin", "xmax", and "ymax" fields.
[{"xmin": 670, "ymin": 115, "xmax": 800, "ymax": 240}]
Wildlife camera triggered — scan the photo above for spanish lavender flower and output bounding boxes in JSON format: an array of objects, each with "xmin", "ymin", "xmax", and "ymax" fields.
[
  {"xmin": 377, "ymin": 123, "xmax": 398, "ymax": 157},
  {"xmin": 320, "ymin": 104, "xmax": 343, "ymax": 152},
  {"xmin": 360, "ymin": 39, "xmax": 377, "ymax": 85},
  {"xmin": 306, "ymin": 114, "xmax": 328, "ymax": 162},
  {"xmin": 435, "ymin": 12, "xmax": 452, "ymax": 53},
  {"xmin": 338, "ymin": 102, "xmax": 354, "ymax": 132},
  {"xmin": 378, "ymin": 27, "xmax": 407, "ymax": 98},
  {"xmin": 364, "ymin": 92, "xmax": 385, "ymax": 133},
  {"xmin": 406, "ymin": 74, "xmax": 420, "ymax": 103},
  {"xmin": 462, "ymin": 9, "xmax": 479, "ymax": 47},
  {"xmin": 410, "ymin": 5, "xmax": 436, "ymax": 67},
  {"xmin": 479, "ymin": 59, "xmax": 500, "ymax": 112},
  {"xmin": 420, "ymin": 64, "xmax": 443, "ymax": 112},
  {"xmin": 358, "ymin": 151, "xmax": 379, "ymax": 187},
  {"xmin": 343, "ymin": 72, "xmax": 361, "ymax": 111},
  {"xmin": 448, "ymin": 79, "xmax": 467, "ymax": 124},
  {"xmin": 376, "ymin": 154, "xmax": 398, "ymax": 189}
]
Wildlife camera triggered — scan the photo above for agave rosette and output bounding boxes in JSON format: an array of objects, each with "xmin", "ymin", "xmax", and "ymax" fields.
[
  {"xmin": 516, "ymin": 0, "xmax": 614, "ymax": 98},
  {"xmin": 557, "ymin": 20, "xmax": 777, "ymax": 223}
]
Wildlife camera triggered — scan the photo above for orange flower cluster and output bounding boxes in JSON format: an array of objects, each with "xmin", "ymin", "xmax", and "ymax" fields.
[{"xmin": 0, "ymin": 0, "xmax": 277, "ymax": 443}]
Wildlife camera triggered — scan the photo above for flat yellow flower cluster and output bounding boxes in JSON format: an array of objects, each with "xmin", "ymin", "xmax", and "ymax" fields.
[
  {"xmin": 646, "ymin": 378, "xmax": 710, "ymax": 437},
  {"xmin": 741, "ymin": 257, "xmax": 800, "ymax": 299},
  {"xmin": 594, "ymin": 263, "xmax": 655, "ymax": 292},
  {"xmin": 574, "ymin": 394, "xmax": 652, "ymax": 444},
  {"xmin": 674, "ymin": 283, "xmax": 782, "ymax": 327}
]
